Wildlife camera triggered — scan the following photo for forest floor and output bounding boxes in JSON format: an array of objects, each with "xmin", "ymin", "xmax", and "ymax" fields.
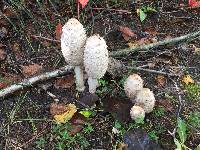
[{"xmin": 0, "ymin": 0, "xmax": 200, "ymax": 150}]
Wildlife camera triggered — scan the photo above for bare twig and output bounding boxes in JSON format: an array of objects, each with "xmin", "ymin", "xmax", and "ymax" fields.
[
  {"xmin": 110, "ymin": 30, "xmax": 200, "ymax": 57},
  {"xmin": 32, "ymin": 35, "xmax": 60, "ymax": 42},
  {"xmin": 127, "ymin": 66, "xmax": 178, "ymax": 76}
]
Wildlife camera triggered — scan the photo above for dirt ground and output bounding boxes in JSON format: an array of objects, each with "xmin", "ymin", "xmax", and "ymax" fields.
[{"xmin": 0, "ymin": 0, "xmax": 200, "ymax": 150}]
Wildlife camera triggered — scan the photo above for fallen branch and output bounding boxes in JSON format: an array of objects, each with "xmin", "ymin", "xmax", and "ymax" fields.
[
  {"xmin": 0, "ymin": 58, "xmax": 178, "ymax": 98},
  {"xmin": 110, "ymin": 29, "xmax": 200, "ymax": 57}
]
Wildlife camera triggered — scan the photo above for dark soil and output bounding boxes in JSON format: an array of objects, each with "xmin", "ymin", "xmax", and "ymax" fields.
[{"xmin": 0, "ymin": 0, "xmax": 199, "ymax": 150}]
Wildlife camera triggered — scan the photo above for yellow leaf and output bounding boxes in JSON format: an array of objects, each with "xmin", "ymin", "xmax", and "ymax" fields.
[
  {"xmin": 194, "ymin": 47, "xmax": 200, "ymax": 55},
  {"xmin": 54, "ymin": 104, "xmax": 77, "ymax": 123},
  {"xmin": 128, "ymin": 42, "xmax": 137, "ymax": 48},
  {"xmin": 182, "ymin": 75, "xmax": 194, "ymax": 85}
]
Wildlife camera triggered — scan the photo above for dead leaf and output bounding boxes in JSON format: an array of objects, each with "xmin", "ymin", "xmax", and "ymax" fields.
[
  {"xmin": 3, "ymin": 7, "xmax": 17, "ymax": 18},
  {"xmin": 52, "ymin": 103, "xmax": 77, "ymax": 123},
  {"xmin": 12, "ymin": 43, "xmax": 24, "ymax": 60},
  {"xmin": 50, "ymin": 103, "xmax": 67, "ymax": 116},
  {"xmin": 55, "ymin": 21, "xmax": 62, "ymax": 40},
  {"xmin": 0, "ymin": 73, "xmax": 21, "ymax": 89},
  {"xmin": 69, "ymin": 124, "xmax": 84, "ymax": 136},
  {"xmin": 118, "ymin": 142, "xmax": 128, "ymax": 150},
  {"xmin": 0, "ymin": 48, "xmax": 6, "ymax": 61},
  {"xmin": 157, "ymin": 99, "xmax": 173, "ymax": 112},
  {"xmin": 155, "ymin": 75, "xmax": 166, "ymax": 87},
  {"xmin": 54, "ymin": 75, "xmax": 75, "ymax": 89},
  {"xmin": 189, "ymin": 0, "xmax": 200, "ymax": 8},
  {"xmin": 119, "ymin": 26, "xmax": 137, "ymax": 41},
  {"xmin": 78, "ymin": 93, "xmax": 99, "ymax": 107},
  {"xmin": 79, "ymin": 0, "xmax": 89, "ymax": 8},
  {"xmin": 182, "ymin": 75, "xmax": 194, "ymax": 85},
  {"xmin": 70, "ymin": 112, "xmax": 86, "ymax": 125},
  {"xmin": 128, "ymin": 38, "xmax": 151, "ymax": 48},
  {"xmin": 21, "ymin": 63, "xmax": 42, "ymax": 77},
  {"xmin": 102, "ymin": 97, "xmax": 132, "ymax": 123},
  {"xmin": 194, "ymin": 47, "xmax": 200, "ymax": 55}
]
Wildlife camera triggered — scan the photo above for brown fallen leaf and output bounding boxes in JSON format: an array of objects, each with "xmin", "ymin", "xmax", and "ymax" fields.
[
  {"xmin": 51, "ymin": 103, "xmax": 77, "ymax": 123},
  {"xmin": 128, "ymin": 37, "xmax": 151, "ymax": 48},
  {"xmin": 55, "ymin": 21, "xmax": 62, "ymax": 40},
  {"xmin": 157, "ymin": 99, "xmax": 173, "ymax": 112},
  {"xmin": 54, "ymin": 75, "xmax": 75, "ymax": 89},
  {"xmin": 12, "ymin": 43, "xmax": 24, "ymax": 60},
  {"xmin": 69, "ymin": 124, "xmax": 84, "ymax": 136},
  {"xmin": 155, "ymin": 75, "xmax": 166, "ymax": 87},
  {"xmin": 0, "ymin": 73, "xmax": 21, "ymax": 89},
  {"xmin": 118, "ymin": 142, "xmax": 128, "ymax": 150},
  {"xmin": 50, "ymin": 102, "xmax": 67, "ymax": 116},
  {"xmin": 0, "ymin": 48, "xmax": 7, "ymax": 61},
  {"xmin": 21, "ymin": 63, "xmax": 42, "ymax": 77},
  {"xmin": 102, "ymin": 97, "xmax": 132, "ymax": 123},
  {"xmin": 119, "ymin": 26, "xmax": 137, "ymax": 41},
  {"xmin": 70, "ymin": 112, "xmax": 86, "ymax": 125}
]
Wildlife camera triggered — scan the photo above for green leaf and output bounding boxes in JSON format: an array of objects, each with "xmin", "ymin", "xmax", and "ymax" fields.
[
  {"xmin": 194, "ymin": 145, "xmax": 200, "ymax": 150},
  {"xmin": 174, "ymin": 138, "xmax": 182, "ymax": 150},
  {"xmin": 79, "ymin": 109, "xmax": 93, "ymax": 118},
  {"xmin": 114, "ymin": 120, "xmax": 122, "ymax": 129},
  {"xmin": 139, "ymin": 9, "xmax": 147, "ymax": 22},
  {"xmin": 177, "ymin": 118, "xmax": 187, "ymax": 144},
  {"xmin": 146, "ymin": 6, "xmax": 157, "ymax": 12}
]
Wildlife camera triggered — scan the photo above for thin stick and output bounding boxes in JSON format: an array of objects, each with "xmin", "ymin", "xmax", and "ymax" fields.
[
  {"xmin": 92, "ymin": 7, "xmax": 132, "ymax": 14},
  {"xmin": 0, "ymin": 66, "xmax": 73, "ymax": 98},
  {"xmin": 128, "ymin": 66, "xmax": 178, "ymax": 76},
  {"xmin": 31, "ymin": 35, "xmax": 60, "ymax": 42},
  {"xmin": 110, "ymin": 30, "xmax": 200, "ymax": 57}
]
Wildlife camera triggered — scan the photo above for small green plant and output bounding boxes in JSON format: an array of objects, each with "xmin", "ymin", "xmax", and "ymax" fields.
[
  {"xmin": 152, "ymin": 106, "xmax": 165, "ymax": 117},
  {"xmin": 148, "ymin": 130, "xmax": 159, "ymax": 142},
  {"xmin": 137, "ymin": 6, "xmax": 157, "ymax": 22},
  {"xmin": 187, "ymin": 111, "xmax": 200, "ymax": 129},
  {"xmin": 35, "ymin": 137, "xmax": 46, "ymax": 149},
  {"xmin": 96, "ymin": 79, "xmax": 112, "ymax": 95},
  {"xmin": 185, "ymin": 83, "xmax": 200, "ymax": 101},
  {"xmin": 35, "ymin": 122, "xmax": 90, "ymax": 149}
]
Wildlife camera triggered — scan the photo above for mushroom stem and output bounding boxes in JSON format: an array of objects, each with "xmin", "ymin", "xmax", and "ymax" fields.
[
  {"xmin": 74, "ymin": 66, "xmax": 85, "ymax": 92},
  {"xmin": 88, "ymin": 78, "xmax": 99, "ymax": 94}
]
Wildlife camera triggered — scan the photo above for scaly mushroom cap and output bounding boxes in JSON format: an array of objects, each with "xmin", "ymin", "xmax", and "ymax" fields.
[
  {"xmin": 124, "ymin": 74, "xmax": 143, "ymax": 99},
  {"xmin": 61, "ymin": 18, "xmax": 86, "ymax": 66},
  {"xmin": 130, "ymin": 105, "xmax": 145, "ymax": 121},
  {"xmin": 84, "ymin": 34, "xmax": 108, "ymax": 78},
  {"xmin": 135, "ymin": 88, "xmax": 155, "ymax": 113}
]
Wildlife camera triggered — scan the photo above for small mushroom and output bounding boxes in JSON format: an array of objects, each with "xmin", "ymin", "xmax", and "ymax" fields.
[
  {"xmin": 135, "ymin": 88, "xmax": 155, "ymax": 113},
  {"xmin": 61, "ymin": 18, "xmax": 86, "ymax": 92},
  {"xmin": 130, "ymin": 105, "xmax": 145, "ymax": 121},
  {"xmin": 124, "ymin": 74, "xmax": 143, "ymax": 100},
  {"xmin": 84, "ymin": 34, "xmax": 108, "ymax": 93}
]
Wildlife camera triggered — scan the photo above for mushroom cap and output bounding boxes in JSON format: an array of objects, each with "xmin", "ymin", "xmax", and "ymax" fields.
[
  {"xmin": 135, "ymin": 88, "xmax": 155, "ymax": 113},
  {"xmin": 61, "ymin": 18, "xmax": 86, "ymax": 66},
  {"xmin": 84, "ymin": 34, "xmax": 108, "ymax": 78},
  {"xmin": 124, "ymin": 74, "xmax": 143, "ymax": 99},
  {"xmin": 130, "ymin": 105, "xmax": 145, "ymax": 121}
]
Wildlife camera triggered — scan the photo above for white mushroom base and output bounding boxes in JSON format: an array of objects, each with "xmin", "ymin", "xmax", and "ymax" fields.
[
  {"xmin": 74, "ymin": 66, "xmax": 85, "ymax": 92},
  {"xmin": 87, "ymin": 78, "xmax": 99, "ymax": 94}
]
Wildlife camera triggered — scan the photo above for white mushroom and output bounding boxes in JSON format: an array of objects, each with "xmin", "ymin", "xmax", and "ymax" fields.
[
  {"xmin": 124, "ymin": 74, "xmax": 143, "ymax": 101},
  {"xmin": 130, "ymin": 105, "xmax": 145, "ymax": 121},
  {"xmin": 84, "ymin": 34, "xmax": 108, "ymax": 93},
  {"xmin": 61, "ymin": 18, "xmax": 86, "ymax": 92},
  {"xmin": 135, "ymin": 88, "xmax": 155, "ymax": 113}
]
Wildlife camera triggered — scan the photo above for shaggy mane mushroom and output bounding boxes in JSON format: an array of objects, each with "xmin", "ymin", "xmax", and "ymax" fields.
[
  {"xmin": 61, "ymin": 18, "xmax": 86, "ymax": 92},
  {"xmin": 84, "ymin": 34, "xmax": 108, "ymax": 93}
]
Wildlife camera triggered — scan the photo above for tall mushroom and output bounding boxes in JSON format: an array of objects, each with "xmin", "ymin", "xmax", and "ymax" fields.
[
  {"xmin": 61, "ymin": 18, "xmax": 86, "ymax": 92},
  {"xmin": 84, "ymin": 34, "xmax": 108, "ymax": 93},
  {"xmin": 135, "ymin": 88, "xmax": 155, "ymax": 113},
  {"xmin": 124, "ymin": 74, "xmax": 143, "ymax": 102}
]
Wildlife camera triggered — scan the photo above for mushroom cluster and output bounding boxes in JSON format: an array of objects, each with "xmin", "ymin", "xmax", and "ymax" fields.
[
  {"xmin": 124, "ymin": 74, "xmax": 155, "ymax": 121},
  {"xmin": 61, "ymin": 18, "xmax": 108, "ymax": 93}
]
